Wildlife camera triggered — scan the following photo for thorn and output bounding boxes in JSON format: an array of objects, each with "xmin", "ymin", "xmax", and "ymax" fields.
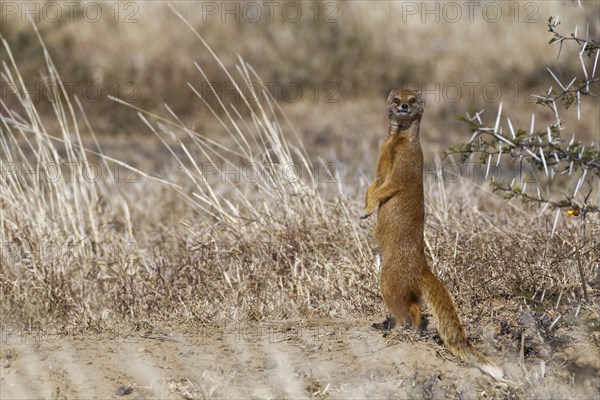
[
  {"xmin": 469, "ymin": 130, "xmax": 482, "ymax": 143},
  {"xmin": 552, "ymin": 153, "xmax": 559, "ymax": 165},
  {"xmin": 576, "ymin": 91, "xmax": 581, "ymax": 121},
  {"xmin": 540, "ymin": 148, "xmax": 549, "ymax": 177},
  {"xmin": 565, "ymin": 77, "xmax": 577, "ymax": 91},
  {"xmin": 579, "ymin": 51, "xmax": 589, "ymax": 80},
  {"xmin": 494, "ymin": 102, "xmax": 503, "ymax": 134},
  {"xmin": 551, "ymin": 101, "xmax": 560, "ymax": 124},
  {"xmin": 573, "ymin": 169, "xmax": 587, "ymax": 197},
  {"xmin": 507, "ymin": 117, "xmax": 516, "ymax": 139},
  {"xmin": 475, "ymin": 109, "xmax": 484, "ymax": 125},
  {"xmin": 497, "ymin": 143, "xmax": 502, "ymax": 167},
  {"xmin": 546, "ymin": 67, "xmax": 566, "ymax": 91},
  {"xmin": 494, "ymin": 133, "xmax": 515, "ymax": 147},
  {"xmin": 525, "ymin": 148, "xmax": 541, "ymax": 162}
]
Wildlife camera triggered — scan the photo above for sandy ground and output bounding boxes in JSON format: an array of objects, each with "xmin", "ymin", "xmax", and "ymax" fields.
[{"xmin": 1, "ymin": 319, "xmax": 598, "ymax": 399}]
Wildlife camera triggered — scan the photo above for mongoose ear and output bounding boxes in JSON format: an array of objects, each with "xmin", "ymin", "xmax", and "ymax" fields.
[
  {"xmin": 387, "ymin": 90, "xmax": 396, "ymax": 103},
  {"xmin": 415, "ymin": 90, "xmax": 425, "ymax": 105}
]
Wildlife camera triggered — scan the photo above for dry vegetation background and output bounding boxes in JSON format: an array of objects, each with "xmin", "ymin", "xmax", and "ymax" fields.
[{"xmin": 0, "ymin": 0, "xmax": 599, "ymax": 398}]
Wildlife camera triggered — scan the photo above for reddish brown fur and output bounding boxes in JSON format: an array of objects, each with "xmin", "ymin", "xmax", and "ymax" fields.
[{"xmin": 363, "ymin": 89, "xmax": 503, "ymax": 379}]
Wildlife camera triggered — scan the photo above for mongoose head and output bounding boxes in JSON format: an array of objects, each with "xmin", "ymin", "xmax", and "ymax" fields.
[{"xmin": 386, "ymin": 90, "xmax": 424, "ymax": 126}]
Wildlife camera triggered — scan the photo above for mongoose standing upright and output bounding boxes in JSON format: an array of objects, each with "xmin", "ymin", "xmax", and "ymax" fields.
[{"xmin": 362, "ymin": 89, "xmax": 503, "ymax": 379}]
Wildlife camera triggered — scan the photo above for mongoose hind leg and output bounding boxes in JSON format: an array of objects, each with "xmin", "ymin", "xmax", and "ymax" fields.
[
  {"xmin": 381, "ymin": 283, "xmax": 422, "ymax": 330},
  {"xmin": 409, "ymin": 302, "xmax": 422, "ymax": 329}
]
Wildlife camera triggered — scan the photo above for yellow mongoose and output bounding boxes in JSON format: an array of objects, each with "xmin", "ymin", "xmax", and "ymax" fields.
[{"xmin": 362, "ymin": 89, "xmax": 503, "ymax": 380}]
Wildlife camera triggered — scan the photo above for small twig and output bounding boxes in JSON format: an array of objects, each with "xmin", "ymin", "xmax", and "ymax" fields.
[{"xmin": 574, "ymin": 242, "xmax": 589, "ymax": 302}]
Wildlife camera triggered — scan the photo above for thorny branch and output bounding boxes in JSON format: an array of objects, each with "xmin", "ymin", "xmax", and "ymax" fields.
[{"xmin": 446, "ymin": 15, "xmax": 600, "ymax": 222}]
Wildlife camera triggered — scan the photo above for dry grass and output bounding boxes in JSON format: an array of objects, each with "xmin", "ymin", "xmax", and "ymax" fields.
[
  {"xmin": 0, "ymin": 2, "xmax": 599, "ymax": 397},
  {"xmin": 1, "ymin": 3, "xmax": 598, "ymax": 329},
  {"xmin": 1, "ymin": 16, "xmax": 377, "ymax": 327}
]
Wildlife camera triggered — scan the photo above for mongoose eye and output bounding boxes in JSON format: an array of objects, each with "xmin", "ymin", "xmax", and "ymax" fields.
[
  {"xmin": 408, "ymin": 97, "xmax": 416, "ymax": 104},
  {"xmin": 393, "ymin": 98, "xmax": 401, "ymax": 104}
]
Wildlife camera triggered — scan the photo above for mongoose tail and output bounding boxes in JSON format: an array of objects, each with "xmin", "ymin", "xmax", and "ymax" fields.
[{"xmin": 421, "ymin": 267, "xmax": 505, "ymax": 381}]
